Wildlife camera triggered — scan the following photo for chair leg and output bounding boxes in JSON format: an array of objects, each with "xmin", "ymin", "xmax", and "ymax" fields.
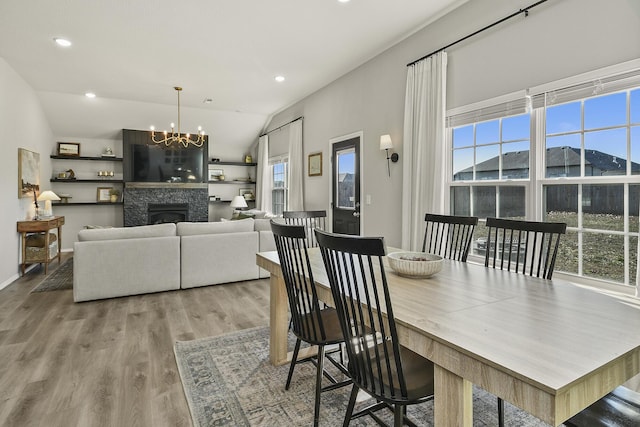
[
  {"xmin": 313, "ymin": 345, "xmax": 325, "ymax": 427},
  {"xmin": 343, "ymin": 384, "xmax": 359, "ymax": 427},
  {"xmin": 498, "ymin": 397, "xmax": 505, "ymax": 427},
  {"xmin": 393, "ymin": 404, "xmax": 403, "ymax": 427},
  {"xmin": 285, "ymin": 338, "xmax": 301, "ymax": 390}
]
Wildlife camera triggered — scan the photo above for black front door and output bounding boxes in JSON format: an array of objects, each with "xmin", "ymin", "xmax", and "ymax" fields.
[{"xmin": 331, "ymin": 135, "xmax": 360, "ymax": 235}]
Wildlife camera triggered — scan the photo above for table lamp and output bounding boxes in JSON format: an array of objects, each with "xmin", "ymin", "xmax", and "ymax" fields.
[
  {"xmin": 230, "ymin": 195, "xmax": 248, "ymax": 219},
  {"xmin": 37, "ymin": 190, "xmax": 61, "ymax": 218}
]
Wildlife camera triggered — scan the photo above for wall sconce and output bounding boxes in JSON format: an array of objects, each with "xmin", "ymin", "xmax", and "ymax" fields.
[{"xmin": 380, "ymin": 134, "xmax": 399, "ymax": 177}]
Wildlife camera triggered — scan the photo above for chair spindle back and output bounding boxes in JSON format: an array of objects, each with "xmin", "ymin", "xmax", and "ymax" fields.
[
  {"xmin": 484, "ymin": 217, "xmax": 567, "ymax": 279},
  {"xmin": 315, "ymin": 229, "xmax": 411, "ymax": 402},
  {"xmin": 422, "ymin": 213, "xmax": 478, "ymax": 262},
  {"xmin": 271, "ymin": 220, "xmax": 327, "ymax": 343},
  {"xmin": 283, "ymin": 210, "xmax": 327, "ymax": 248}
]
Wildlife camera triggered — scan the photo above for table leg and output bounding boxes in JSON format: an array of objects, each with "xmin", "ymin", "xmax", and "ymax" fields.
[
  {"xmin": 21, "ymin": 233, "xmax": 26, "ymax": 276},
  {"xmin": 44, "ymin": 231, "xmax": 50, "ymax": 274},
  {"xmin": 57, "ymin": 225, "xmax": 62, "ymax": 265},
  {"xmin": 434, "ymin": 364, "xmax": 473, "ymax": 427},
  {"xmin": 269, "ymin": 272, "xmax": 289, "ymax": 366}
]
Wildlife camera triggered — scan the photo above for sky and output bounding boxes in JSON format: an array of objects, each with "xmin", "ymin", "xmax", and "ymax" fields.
[{"xmin": 452, "ymin": 88, "xmax": 640, "ymax": 177}]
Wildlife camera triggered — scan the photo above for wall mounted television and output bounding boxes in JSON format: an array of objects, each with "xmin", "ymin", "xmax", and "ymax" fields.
[{"xmin": 123, "ymin": 129, "xmax": 208, "ymax": 183}]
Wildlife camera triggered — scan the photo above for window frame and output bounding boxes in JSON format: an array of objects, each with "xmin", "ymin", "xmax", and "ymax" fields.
[
  {"xmin": 269, "ymin": 154, "xmax": 288, "ymax": 216},
  {"xmin": 445, "ymin": 60, "xmax": 640, "ymax": 294}
]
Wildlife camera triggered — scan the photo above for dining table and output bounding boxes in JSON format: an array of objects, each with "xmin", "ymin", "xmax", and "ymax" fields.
[{"xmin": 256, "ymin": 247, "xmax": 640, "ymax": 426}]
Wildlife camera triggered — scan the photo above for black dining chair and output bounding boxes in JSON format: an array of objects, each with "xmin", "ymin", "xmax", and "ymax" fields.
[
  {"xmin": 283, "ymin": 210, "xmax": 327, "ymax": 248},
  {"xmin": 484, "ymin": 217, "xmax": 567, "ymax": 427},
  {"xmin": 315, "ymin": 229, "xmax": 435, "ymax": 427},
  {"xmin": 270, "ymin": 220, "xmax": 350, "ymax": 427},
  {"xmin": 563, "ymin": 385, "xmax": 640, "ymax": 426},
  {"xmin": 422, "ymin": 213, "xmax": 478, "ymax": 262},
  {"xmin": 484, "ymin": 217, "xmax": 567, "ymax": 280}
]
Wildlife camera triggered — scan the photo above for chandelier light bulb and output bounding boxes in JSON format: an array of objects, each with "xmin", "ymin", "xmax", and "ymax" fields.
[{"xmin": 150, "ymin": 125, "xmax": 155, "ymax": 131}]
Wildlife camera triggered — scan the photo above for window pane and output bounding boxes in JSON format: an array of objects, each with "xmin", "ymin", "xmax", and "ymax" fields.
[
  {"xmin": 453, "ymin": 125, "xmax": 473, "ymax": 148},
  {"xmin": 584, "ymin": 92, "xmax": 627, "ymax": 129},
  {"xmin": 631, "ymin": 236, "xmax": 638, "ymax": 285},
  {"xmin": 632, "ymin": 126, "xmax": 640, "ymax": 175},
  {"xmin": 501, "ymin": 141, "xmax": 529, "ymax": 179},
  {"xmin": 632, "ymin": 89, "xmax": 640, "ymax": 124},
  {"xmin": 337, "ymin": 151, "xmax": 355, "ymax": 208},
  {"xmin": 546, "ymin": 136, "xmax": 581, "ymax": 177},
  {"xmin": 453, "ymin": 147, "xmax": 474, "ymax": 181},
  {"xmin": 583, "ymin": 232, "xmax": 624, "ymax": 283},
  {"xmin": 498, "ymin": 186, "xmax": 525, "ymax": 218},
  {"xmin": 476, "ymin": 145, "xmax": 499, "ymax": 180},
  {"xmin": 544, "ymin": 185, "xmax": 578, "ymax": 227},
  {"xmin": 554, "ymin": 230, "xmax": 578, "ymax": 275},
  {"xmin": 582, "ymin": 184, "xmax": 624, "ymax": 231},
  {"xmin": 473, "ymin": 186, "xmax": 496, "ymax": 219},
  {"xmin": 584, "ymin": 128, "xmax": 627, "ymax": 176},
  {"xmin": 546, "ymin": 102, "xmax": 581, "ymax": 134},
  {"xmin": 502, "ymin": 114, "xmax": 530, "ymax": 141},
  {"xmin": 631, "ymin": 184, "xmax": 640, "ymax": 233},
  {"xmin": 476, "ymin": 120, "xmax": 499, "ymax": 145},
  {"xmin": 471, "ymin": 222, "xmax": 489, "ymax": 258},
  {"xmin": 451, "ymin": 186, "xmax": 470, "ymax": 216}
]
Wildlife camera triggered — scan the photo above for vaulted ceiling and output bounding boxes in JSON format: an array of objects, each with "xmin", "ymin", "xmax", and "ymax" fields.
[{"xmin": 0, "ymin": 0, "xmax": 464, "ymax": 144}]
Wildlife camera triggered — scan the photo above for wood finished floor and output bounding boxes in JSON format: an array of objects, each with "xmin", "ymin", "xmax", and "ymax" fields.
[{"xmin": 0, "ymin": 253, "xmax": 270, "ymax": 427}]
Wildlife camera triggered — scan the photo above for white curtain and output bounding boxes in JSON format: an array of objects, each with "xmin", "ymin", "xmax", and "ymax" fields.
[
  {"xmin": 287, "ymin": 119, "xmax": 304, "ymax": 211},
  {"xmin": 401, "ymin": 52, "xmax": 447, "ymax": 251},
  {"xmin": 255, "ymin": 134, "xmax": 272, "ymax": 212}
]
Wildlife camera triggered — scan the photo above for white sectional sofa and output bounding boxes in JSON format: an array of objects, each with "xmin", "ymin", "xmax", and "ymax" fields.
[{"xmin": 73, "ymin": 218, "xmax": 275, "ymax": 302}]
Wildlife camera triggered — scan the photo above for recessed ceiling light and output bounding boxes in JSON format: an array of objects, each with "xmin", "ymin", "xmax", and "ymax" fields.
[
  {"xmin": 53, "ymin": 38, "xmax": 72, "ymax": 47},
  {"xmin": 85, "ymin": 92, "xmax": 96, "ymax": 98},
  {"xmin": 338, "ymin": 0, "xmax": 351, "ymax": 3},
  {"xmin": 275, "ymin": 75, "xmax": 285, "ymax": 83}
]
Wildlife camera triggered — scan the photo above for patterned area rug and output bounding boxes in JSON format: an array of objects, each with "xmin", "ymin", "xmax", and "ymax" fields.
[
  {"xmin": 174, "ymin": 326, "xmax": 553, "ymax": 427},
  {"xmin": 30, "ymin": 258, "xmax": 73, "ymax": 292}
]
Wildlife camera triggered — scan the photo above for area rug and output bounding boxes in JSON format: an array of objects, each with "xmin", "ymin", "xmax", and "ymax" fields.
[
  {"xmin": 174, "ymin": 326, "xmax": 552, "ymax": 427},
  {"xmin": 30, "ymin": 258, "xmax": 73, "ymax": 292}
]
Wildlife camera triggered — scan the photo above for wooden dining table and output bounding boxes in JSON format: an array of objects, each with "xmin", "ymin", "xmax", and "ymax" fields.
[{"xmin": 256, "ymin": 247, "xmax": 640, "ymax": 426}]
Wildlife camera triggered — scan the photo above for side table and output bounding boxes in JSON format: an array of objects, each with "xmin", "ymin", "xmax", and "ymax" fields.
[{"xmin": 17, "ymin": 215, "xmax": 65, "ymax": 275}]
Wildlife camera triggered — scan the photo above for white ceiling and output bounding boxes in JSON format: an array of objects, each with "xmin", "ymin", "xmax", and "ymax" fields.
[{"xmin": 0, "ymin": 0, "xmax": 463, "ymax": 143}]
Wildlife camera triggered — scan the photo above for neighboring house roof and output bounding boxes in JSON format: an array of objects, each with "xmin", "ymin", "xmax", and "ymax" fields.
[
  {"xmin": 455, "ymin": 146, "xmax": 640, "ymax": 176},
  {"xmin": 338, "ymin": 173, "xmax": 354, "ymax": 182}
]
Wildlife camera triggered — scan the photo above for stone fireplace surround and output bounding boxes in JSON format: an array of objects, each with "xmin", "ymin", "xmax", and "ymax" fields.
[{"xmin": 124, "ymin": 183, "xmax": 208, "ymax": 226}]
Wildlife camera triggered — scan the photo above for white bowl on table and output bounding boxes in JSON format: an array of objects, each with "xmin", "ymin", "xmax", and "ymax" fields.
[{"xmin": 386, "ymin": 251, "xmax": 443, "ymax": 278}]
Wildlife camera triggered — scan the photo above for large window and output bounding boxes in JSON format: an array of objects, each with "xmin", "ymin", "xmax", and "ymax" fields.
[
  {"xmin": 270, "ymin": 156, "xmax": 288, "ymax": 216},
  {"xmin": 448, "ymin": 68, "xmax": 640, "ymax": 289}
]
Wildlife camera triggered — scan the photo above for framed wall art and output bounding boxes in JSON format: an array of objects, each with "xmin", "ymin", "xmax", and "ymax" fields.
[
  {"xmin": 209, "ymin": 168, "xmax": 224, "ymax": 181},
  {"xmin": 240, "ymin": 188, "xmax": 255, "ymax": 201},
  {"xmin": 96, "ymin": 187, "xmax": 113, "ymax": 203},
  {"xmin": 18, "ymin": 148, "xmax": 40, "ymax": 198},
  {"xmin": 57, "ymin": 142, "xmax": 80, "ymax": 157},
  {"xmin": 308, "ymin": 152, "xmax": 322, "ymax": 177}
]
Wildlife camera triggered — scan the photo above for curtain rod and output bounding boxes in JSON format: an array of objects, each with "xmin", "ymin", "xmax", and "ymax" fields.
[
  {"xmin": 407, "ymin": 0, "xmax": 548, "ymax": 67},
  {"xmin": 260, "ymin": 116, "xmax": 303, "ymax": 137}
]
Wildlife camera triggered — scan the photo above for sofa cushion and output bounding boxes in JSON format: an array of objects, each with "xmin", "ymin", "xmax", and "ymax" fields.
[
  {"xmin": 253, "ymin": 218, "xmax": 272, "ymax": 232},
  {"xmin": 77, "ymin": 223, "xmax": 176, "ymax": 241},
  {"xmin": 176, "ymin": 218, "xmax": 254, "ymax": 236}
]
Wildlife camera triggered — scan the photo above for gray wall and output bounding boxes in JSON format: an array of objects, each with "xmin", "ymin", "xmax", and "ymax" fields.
[
  {"xmin": 267, "ymin": 0, "xmax": 640, "ymax": 247},
  {"xmin": 0, "ymin": 58, "xmax": 54, "ymax": 288}
]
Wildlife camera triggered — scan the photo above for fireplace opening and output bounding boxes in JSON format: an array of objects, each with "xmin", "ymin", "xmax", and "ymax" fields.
[{"xmin": 148, "ymin": 203, "xmax": 189, "ymax": 224}]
